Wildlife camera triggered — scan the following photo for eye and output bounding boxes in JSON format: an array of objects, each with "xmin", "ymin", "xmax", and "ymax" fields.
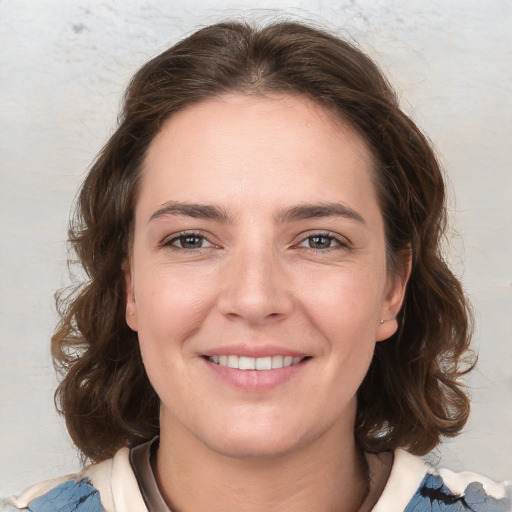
[
  {"xmin": 297, "ymin": 233, "xmax": 346, "ymax": 250},
  {"xmin": 163, "ymin": 232, "xmax": 214, "ymax": 250}
]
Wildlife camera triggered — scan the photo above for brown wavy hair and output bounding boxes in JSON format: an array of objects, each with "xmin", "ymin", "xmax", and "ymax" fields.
[{"xmin": 52, "ymin": 20, "xmax": 474, "ymax": 462}]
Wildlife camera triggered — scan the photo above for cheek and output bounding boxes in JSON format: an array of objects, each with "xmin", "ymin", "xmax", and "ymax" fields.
[
  {"xmin": 133, "ymin": 269, "xmax": 217, "ymax": 403},
  {"xmin": 297, "ymin": 264, "xmax": 385, "ymax": 380},
  {"xmin": 299, "ymin": 264, "xmax": 386, "ymax": 332},
  {"xmin": 134, "ymin": 267, "xmax": 216, "ymax": 348}
]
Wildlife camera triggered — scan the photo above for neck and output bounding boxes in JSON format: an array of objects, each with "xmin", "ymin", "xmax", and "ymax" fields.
[{"xmin": 154, "ymin": 414, "xmax": 369, "ymax": 512}]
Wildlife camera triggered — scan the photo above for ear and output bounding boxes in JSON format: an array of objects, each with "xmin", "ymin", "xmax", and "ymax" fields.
[
  {"xmin": 376, "ymin": 248, "xmax": 412, "ymax": 342},
  {"xmin": 123, "ymin": 259, "xmax": 138, "ymax": 332}
]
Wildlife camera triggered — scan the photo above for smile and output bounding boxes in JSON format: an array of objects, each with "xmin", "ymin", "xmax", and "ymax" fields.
[{"xmin": 208, "ymin": 355, "xmax": 304, "ymax": 370}]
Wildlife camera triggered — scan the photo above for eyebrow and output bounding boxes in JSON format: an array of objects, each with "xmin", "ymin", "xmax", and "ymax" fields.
[
  {"xmin": 275, "ymin": 202, "xmax": 366, "ymax": 225},
  {"xmin": 149, "ymin": 201, "xmax": 366, "ymax": 226},
  {"xmin": 149, "ymin": 201, "xmax": 234, "ymax": 223}
]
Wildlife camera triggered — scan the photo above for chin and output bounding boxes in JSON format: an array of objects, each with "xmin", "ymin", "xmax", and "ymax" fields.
[
  {"xmin": 198, "ymin": 417, "xmax": 317, "ymax": 461},
  {"xmin": 207, "ymin": 434, "xmax": 302, "ymax": 460}
]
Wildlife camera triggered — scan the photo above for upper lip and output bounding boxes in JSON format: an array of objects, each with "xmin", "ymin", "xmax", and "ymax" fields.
[{"xmin": 201, "ymin": 345, "xmax": 308, "ymax": 358}]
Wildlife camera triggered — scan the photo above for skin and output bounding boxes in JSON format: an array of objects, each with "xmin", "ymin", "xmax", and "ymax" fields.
[{"xmin": 125, "ymin": 93, "xmax": 410, "ymax": 511}]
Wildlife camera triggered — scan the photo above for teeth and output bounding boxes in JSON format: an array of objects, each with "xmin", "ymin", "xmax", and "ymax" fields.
[
  {"xmin": 255, "ymin": 357, "xmax": 271, "ymax": 370},
  {"xmin": 208, "ymin": 355, "xmax": 303, "ymax": 370},
  {"xmin": 238, "ymin": 356, "xmax": 255, "ymax": 370},
  {"xmin": 227, "ymin": 355, "xmax": 239, "ymax": 368},
  {"xmin": 271, "ymin": 355, "xmax": 283, "ymax": 368}
]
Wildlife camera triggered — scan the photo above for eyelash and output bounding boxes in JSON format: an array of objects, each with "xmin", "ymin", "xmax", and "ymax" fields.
[
  {"xmin": 161, "ymin": 231, "xmax": 351, "ymax": 253},
  {"xmin": 295, "ymin": 231, "xmax": 350, "ymax": 252},
  {"xmin": 161, "ymin": 231, "xmax": 217, "ymax": 251}
]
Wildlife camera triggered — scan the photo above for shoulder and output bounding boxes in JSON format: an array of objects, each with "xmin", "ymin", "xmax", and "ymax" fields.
[
  {"xmin": 410, "ymin": 469, "xmax": 511, "ymax": 512},
  {"xmin": 374, "ymin": 449, "xmax": 512, "ymax": 512},
  {"xmin": 1, "ymin": 476, "xmax": 103, "ymax": 512},
  {"xmin": 1, "ymin": 448, "xmax": 148, "ymax": 512}
]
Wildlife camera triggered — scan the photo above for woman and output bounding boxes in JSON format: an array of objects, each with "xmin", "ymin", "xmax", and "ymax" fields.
[{"xmin": 2, "ymin": 20, "xmax": 510, "ymax": 512}]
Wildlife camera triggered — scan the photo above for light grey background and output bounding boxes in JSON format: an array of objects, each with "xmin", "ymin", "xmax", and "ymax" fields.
[{"xmin": 1, "ymin": 0, "xmax": 511, "ymax": 495}]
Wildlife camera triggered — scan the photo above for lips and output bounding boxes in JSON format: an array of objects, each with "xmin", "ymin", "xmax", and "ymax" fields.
[
  {"xmin": 208, "ymin": 355, "xmax": 303, "ymax": 370},
  {"xmin": 202, "ymin": 349, "xmax": 310, "ymax": 390}
]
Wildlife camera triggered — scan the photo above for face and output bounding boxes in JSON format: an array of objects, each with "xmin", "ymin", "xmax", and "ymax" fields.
[{"xmin": 125, "ymin": 93, "xmax": 408, "ymax": 459}]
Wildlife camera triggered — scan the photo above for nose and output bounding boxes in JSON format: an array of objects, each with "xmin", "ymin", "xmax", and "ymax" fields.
[{"xmin": 217, "ymin": 245, "xmax": 294, "ymax": 325}]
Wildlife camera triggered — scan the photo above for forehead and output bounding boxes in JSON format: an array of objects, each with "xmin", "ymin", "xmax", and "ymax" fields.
[{"xmin": 139, "ymin": 93, "xmax": 379, "ymax": 217}]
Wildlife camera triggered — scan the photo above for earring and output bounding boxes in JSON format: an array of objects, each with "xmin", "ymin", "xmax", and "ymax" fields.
[{"xmin": 379, "ymin": 318, "xmax": 385, "ymax": 324}]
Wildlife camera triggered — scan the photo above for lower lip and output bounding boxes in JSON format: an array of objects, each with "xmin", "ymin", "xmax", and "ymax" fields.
[{"xmin": 203, "ymin": 358, "xmax": 309, "ymax": 391}]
